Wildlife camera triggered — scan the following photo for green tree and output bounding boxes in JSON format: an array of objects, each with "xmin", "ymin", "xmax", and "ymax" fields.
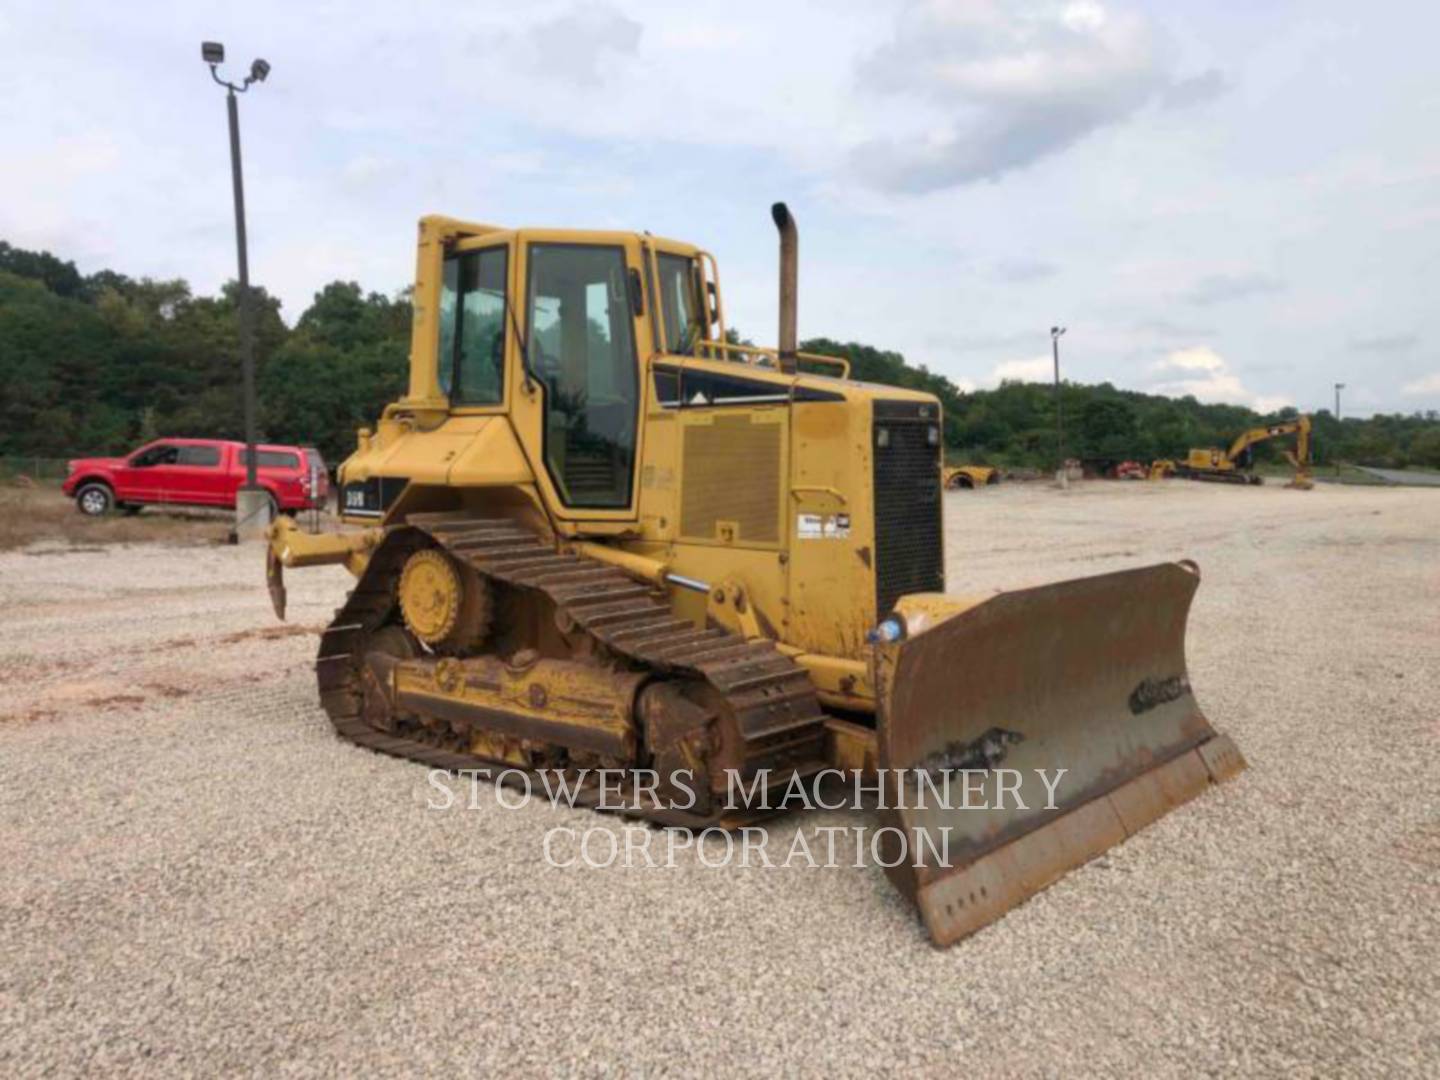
[
  {"xmin": 1078, "ymin": 395, "xmax": 1140, "ymax": 459},
  {"xmin": 1410, "ymin": 427, "xmax": 1440, "ymax": 469},
  {"xmin": 4, "ymin": 236, "xmax": 1438, "ymax": 474},
  {"xmin": 260, "ymin": 282, "xmax": 411, "ymax": 461},
  {"xmin": 0, "ymin": 241, "xmax": 85, "ymax": 298}
]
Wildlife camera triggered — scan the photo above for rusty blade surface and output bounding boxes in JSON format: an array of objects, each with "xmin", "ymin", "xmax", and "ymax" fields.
[
  {"xmin": 266, "ymin": 546, "xmax": 287, "ymax": 621},
  {"xmin": 876, "ymin": 561, "xmax": 1245, "ymax": 946}
]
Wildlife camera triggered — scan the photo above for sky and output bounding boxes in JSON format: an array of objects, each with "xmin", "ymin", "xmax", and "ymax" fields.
[{"xmin": 2, "ymin": 0, "xmax": 1438, "ymax": 418}]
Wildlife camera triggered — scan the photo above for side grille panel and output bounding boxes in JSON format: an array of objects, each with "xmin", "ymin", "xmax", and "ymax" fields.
[
  {"xmin": 680, "ymin": 414, "xmax": 783, "ymax": 544},
  {"xmin": 873, "ymin": 405, "xmax": 944, "ymax": 613}
]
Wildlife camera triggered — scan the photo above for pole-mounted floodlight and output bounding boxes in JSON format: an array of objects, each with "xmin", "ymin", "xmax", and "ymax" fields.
[
  {"xmin": 202, "ymin": 40, "xmax": 271, "ymax": 537},
  {"xmin": 204, "ymin": 42, "xmax": 270, "ymax": 93}
]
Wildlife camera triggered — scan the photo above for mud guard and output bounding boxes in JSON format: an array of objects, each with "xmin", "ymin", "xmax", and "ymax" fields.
[{"xmin": 876, "ymin": 562, "xmax": 1245, "ymax": 947}]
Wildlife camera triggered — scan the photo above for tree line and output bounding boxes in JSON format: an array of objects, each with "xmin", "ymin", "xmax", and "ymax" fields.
[{"xmin": 3, "ymin": 240, "xmax": 1438, "ymax": 470}]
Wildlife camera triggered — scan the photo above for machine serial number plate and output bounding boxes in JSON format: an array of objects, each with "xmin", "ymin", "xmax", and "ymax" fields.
[{"xmin": 797, "ymin": 512, "xmax": 850, "ymax": 540}]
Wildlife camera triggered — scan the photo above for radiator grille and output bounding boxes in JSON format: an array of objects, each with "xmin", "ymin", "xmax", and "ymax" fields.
[
  {"xmin": 680, "ymin": 415, "xmax": 782, "ymax": 544},
  {"xmin": 873, "ymin": 405, "xmax": 944, "ymax": 614}
]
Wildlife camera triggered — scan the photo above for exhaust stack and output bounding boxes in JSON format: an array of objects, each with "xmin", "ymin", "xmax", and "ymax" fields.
[{"xmin": 772, "ymin": 202, "xmax": 798, "ymax": 374}]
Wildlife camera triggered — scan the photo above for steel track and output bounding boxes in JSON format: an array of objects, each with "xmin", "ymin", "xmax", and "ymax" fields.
[{"xmin": 313, "ymin": 513, "xmax": 829, "ymax": 826}]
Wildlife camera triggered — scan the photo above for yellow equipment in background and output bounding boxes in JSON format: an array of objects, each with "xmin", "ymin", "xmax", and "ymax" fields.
[
  {"xmin": 1156, "ymin": 416, "xmax": 1313, "ymax": 489},
  {"xmin": 943, "ymin": 464, "xmax": 999, "ymax": 489},
  {"xmin": 266, "ymin": 204, "xmax": 1244, "ymax": 947}
]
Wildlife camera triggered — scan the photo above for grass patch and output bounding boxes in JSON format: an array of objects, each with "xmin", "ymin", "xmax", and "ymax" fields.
[{"xmin": 0, "ymin": 486, "xmax": 233, "ymax": 551}]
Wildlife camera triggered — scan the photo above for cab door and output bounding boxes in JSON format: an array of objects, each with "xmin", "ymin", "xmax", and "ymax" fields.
[
  {"xmin": 120, "ymin": 442, "xmax": 179, "ymax": 502},
  {"xmin": 171, "ymin": 444, "xmax": 225, "ymax": 505},
  {"xmin": 512, "ymin": 236, "xmax": 653, "ymax": 521}
]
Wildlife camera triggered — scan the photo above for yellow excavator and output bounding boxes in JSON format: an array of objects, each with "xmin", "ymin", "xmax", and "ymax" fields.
[
  {"xmin": 266, "ymin": 205, "xmax": 1244, "ymax": 946},
  {"xmin": 1152, "ymin": 416, "xmax": 1314, "ymax": 489}
]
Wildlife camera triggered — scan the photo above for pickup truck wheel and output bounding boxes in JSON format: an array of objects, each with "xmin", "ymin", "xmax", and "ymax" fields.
[{"xmin": 76, "ymin": 483, "xmax": 114, "ymax": 516}]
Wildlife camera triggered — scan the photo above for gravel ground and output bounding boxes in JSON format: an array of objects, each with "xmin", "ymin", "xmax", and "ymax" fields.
[{"xmin": 1, "ymin": 481, "xmax": 1436, "ymax": 1076}]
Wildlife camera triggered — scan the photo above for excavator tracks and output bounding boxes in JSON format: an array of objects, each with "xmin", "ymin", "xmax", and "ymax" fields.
[{"xmin": 314, "ymin": 512, "xmax": 829, "ymax": 827}]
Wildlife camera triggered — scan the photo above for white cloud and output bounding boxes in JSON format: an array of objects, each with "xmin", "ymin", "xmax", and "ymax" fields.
[
  {"xmin": 1160, "ymin": 345, "xmax": 1225, "ymax": 372},
  {"xmin": 517, "ymin": 3, "xmax": 642, "ymax": 87},
  {"xmin": 1161, "ymin": 68, "xmax": 1229, "ymax": 110},
  {"xmin": 992, "ymin": 256, "xmax": 1058, "ymax": 282},
  {"xmin": 989, "ymin": 355, "xmax": 1053, "ymax": 384},
  {"xmin": 1148, "ymin": 347, "xmax": 1290, "ymax": 412},
  {"xmin": 1184, "ymin": 272, "xmax": 1284, "ymax": 306},
  {"xmin": 1250, "ymin": 395, "xmax": 1294, "ymax": 414},
  {"xmin": 339, "ymin": 155, "xmax": 395, "ymax": 186},
  {"xmin": 1350, "ymin": 333, "xmax": 1417, "ymax": 354},
  {"xmin": 852, "ymin": 0, "xmax": 1170, "ymax": 190},
  {"xmin": 1401, "ymin": 373, "xmax": 1440, "ymax": 396}
]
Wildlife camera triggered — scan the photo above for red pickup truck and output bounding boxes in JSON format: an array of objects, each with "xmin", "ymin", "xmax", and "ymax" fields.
[{"xmin": 63, "ymin": 438, "xmax": 329, "ymax": 517}]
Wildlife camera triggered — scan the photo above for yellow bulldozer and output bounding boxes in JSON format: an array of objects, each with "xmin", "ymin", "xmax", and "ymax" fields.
[
  {"xmin": 266, "ymin": 205, "xmax": 1244, "ymax": 946},
  {"xmin": 1152, "ymin": 416, "xmax": 1314, "ymax": 489}
]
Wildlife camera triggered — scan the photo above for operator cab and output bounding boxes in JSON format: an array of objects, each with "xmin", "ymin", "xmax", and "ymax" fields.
[{"xmin": 424, "ymin": 222, "xmax": 730, "ymax": 517}]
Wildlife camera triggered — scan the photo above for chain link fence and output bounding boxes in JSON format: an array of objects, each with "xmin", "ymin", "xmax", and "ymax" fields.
[{"xmin": 0, "ymin": 457, "xmax": 72, "ymax": 486}]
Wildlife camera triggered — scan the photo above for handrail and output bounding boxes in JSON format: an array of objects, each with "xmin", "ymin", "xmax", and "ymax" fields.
[
  {"xmin": 696, "ymin": 250, "xmax": 727, "ymax": 345},
  {"xmin": 695, "ymin": 339, "xmax": 851, "ymax": 380}
]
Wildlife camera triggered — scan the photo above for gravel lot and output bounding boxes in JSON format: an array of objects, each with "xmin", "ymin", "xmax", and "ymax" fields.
[{"xmin": 2, "ymin": 481, "xmax": 1436, "ymax": 1076}]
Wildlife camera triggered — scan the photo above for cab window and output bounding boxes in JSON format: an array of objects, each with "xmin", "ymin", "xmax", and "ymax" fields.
[
  {"xmin": 438, "ymin": 247, "xmax": 508, "ymax": 405},
  {"xmin": 526, "ymin": 244, "xmax": 639, "ymax": 508},
  {"xmin": 177, "ymin": 446, "xmax": 220, "ymax": 466},
  {"xmin": 131, "ymin": 444, "xmax": 178, "ymax": 468},
  {"xmin": 241, "ymin": 449, "xmax": 300, "ymax": 469},
  {"xmin": 656, "ymin": 254, "xmax": 702, "ymax": 355}
]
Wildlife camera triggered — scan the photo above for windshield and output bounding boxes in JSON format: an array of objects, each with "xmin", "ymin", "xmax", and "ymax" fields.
[{"xmin": 656, "ymin": 253, "xmax": 702, "ymax": 355}]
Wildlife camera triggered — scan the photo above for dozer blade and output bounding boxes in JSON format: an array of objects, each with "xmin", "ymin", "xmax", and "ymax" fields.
[
  {"xmin": 266, "ymin": 545, "xmax": 287, "ymax": 621},
  {"xmin": 876, "ymin": 561, "xmax": 1244, "ymax": 947}
]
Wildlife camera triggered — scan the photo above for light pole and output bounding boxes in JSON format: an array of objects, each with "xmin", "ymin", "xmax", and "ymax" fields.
[
  {"xmin": 1333, "ymin": 381, "xmax": 1345, "ymax": 477},
  {"xmin": 1051, "ymin": 326, "xmax": 1067, "ymax": 484},
  {"xmin": 202, "ymin": 41, "xmax": 271, "ymax": 538}
]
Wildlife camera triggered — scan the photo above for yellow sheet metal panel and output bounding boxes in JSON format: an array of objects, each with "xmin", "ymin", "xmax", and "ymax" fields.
[
  {"xmin": 446, "ymin": 416, "xmax": 535, "ymax": 487},
  {"xmin": 392, "ymin": 653, "xmax": 642, "ymax": 761},
  {"xmin": 1187, "ymin": 447, "xmax": 1230, "ymax": 470},
  {"xmin": 785, "ymin": 398, "xmax": 876, "ymax": 660},
  {"xmin": 637, "ymin": 411, "xmax": 680, "ymax": 542}
]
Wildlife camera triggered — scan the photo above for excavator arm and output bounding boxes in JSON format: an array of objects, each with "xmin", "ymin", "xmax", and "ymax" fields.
[
  {"xmin": 1224, "ymin": 417, "xmax": 1311, "ymax": 467},
  {"xmin": 1222, "ymin": 416, "xmax": 1313, "ymax": 488}
]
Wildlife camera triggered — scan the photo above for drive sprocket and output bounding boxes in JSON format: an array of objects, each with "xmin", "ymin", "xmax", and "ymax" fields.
[{"xmin": 397, "ymin": 547, "xmax": 491, "ymax": 651}]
